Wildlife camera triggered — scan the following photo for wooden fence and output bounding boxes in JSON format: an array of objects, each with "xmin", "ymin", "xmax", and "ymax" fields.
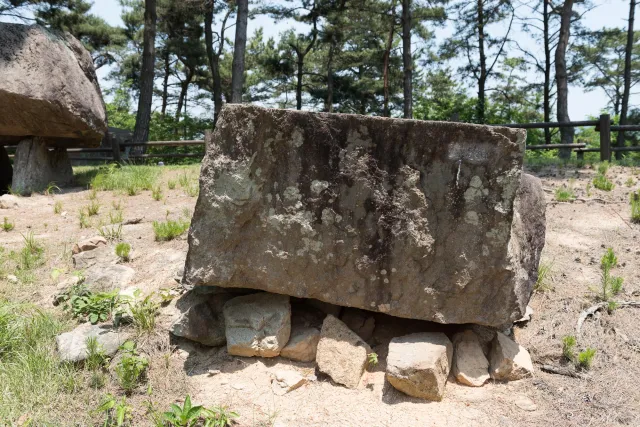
[{"xmin": 4, "ymin": 114, "xmax": 640, "ymax": 163}]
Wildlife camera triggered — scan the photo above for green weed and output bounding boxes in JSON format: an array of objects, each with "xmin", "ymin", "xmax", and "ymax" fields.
[
  {"xmin": 593, "ymin": 174, "xmax": 614, "ymax": 191},
  {"xmin": 115, "ymin": 242, "xmax": 131, "ymax": 261},
  {"xmin": 597, "ymin": 162, "xmax": 609, "ymax": 175},
  {"xmin": 86, "ymin": 200, "xmax": 100, "ymax": 216},
  {"xmin": 95, "ymin": 394, "xmax": 132, "ymax": 427},
  {"xmin": 578, "ymin": 348, "xmax": 596, "ymax": 370},
  {"xmin": 130, "ymin": 293, "xmax": 159, "ymax": 334},
  {"xmin": 167, "ymin": 179, "xmax": 177, "ymax": 190},
  {"xmin": 625, "ymin": 177, "xmax": 635, "ymax": 187},
  {"xmin": 595, "ymin": 248, "xmax": 623, "ymax": 302},
  {"xmin": 152, "ymin": 219, "xmax": 190, "ymax": 242},
  {"xmin": 98, "ymin": 224, "xmax": 123, "ymax": 242},
  {"xmin": 554, "ymin": 187, "xmax": 575, "ymax": 202},
  {"xmin": 534, "ymin": 262, "xmax": 553, "ymax": 292},
  {"xmin": 115, "ymin": 341, "xmax": 148, "ymax": 394},
  {"xmin": 152, "ymin": 186, "xmax": 163, "ymax": 201},
  {"xmin": 90, "ymin": 164, "xmax": 159, "ymax": 194},
  {"xmin": 2, "ymin": 217, "xmax": 14, "ymax": 232},
  {"xmin": 109, "ymin": 209, "xmax": 124, "ymax": 224},
  {"xmin": 54, "ymin": 201, "xmax": 63, "ymax": 214},
  {"xmin": 562, "ymin": 335, "xmax": 576, "ymax": 361},
  {"xmin": 631, "ymin": 191, "xmax": 640, "ymax": 223}
]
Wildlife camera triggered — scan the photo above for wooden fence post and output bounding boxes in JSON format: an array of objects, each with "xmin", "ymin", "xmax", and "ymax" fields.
[
  {"xmin": 599, "ymin": 114, "xmax": 611, "ymax": 162},
  {"xmin": 109, "ymin": 131, "xmax": 122, "ymax": 164}
]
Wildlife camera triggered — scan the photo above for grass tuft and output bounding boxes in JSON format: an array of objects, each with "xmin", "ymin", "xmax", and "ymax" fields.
[
  {"xmin": 90, "ymin": 165, "xmax": 159, "ymax": 195},
  {"xmin": 152, "ymin": 219, "xmax": 190, "ymax": 241},
  {"xmin": 631, "ymin": 191, "xmax": 640, "ymax": 223}
]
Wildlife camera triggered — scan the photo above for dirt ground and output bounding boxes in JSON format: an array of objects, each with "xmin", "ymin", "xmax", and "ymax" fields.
[{"xmin": 1, "ymin": 163, "xmax": 639, "ymax": 426}]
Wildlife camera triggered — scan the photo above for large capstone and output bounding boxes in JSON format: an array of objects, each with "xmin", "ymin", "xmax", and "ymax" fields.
[
  {"xmin": 0, "ymin": 22, "xmax": 106, "ymax": 146},
  {"xmin": 183, "ymin": 105, "xmax": 546, "ymax": 328}
]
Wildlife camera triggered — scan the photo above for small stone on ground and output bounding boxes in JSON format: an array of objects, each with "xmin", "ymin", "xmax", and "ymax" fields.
[
  {"xmin": 56, "ymin": 323, "xmax": 129, "ymax": 363},
  {"xmin": 489, "ymin": 332, "xmax": 534, "ymax": 381}
]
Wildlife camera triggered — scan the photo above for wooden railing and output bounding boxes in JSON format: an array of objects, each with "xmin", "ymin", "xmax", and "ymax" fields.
[{"xmin": 3, "ymin": 116, "xmax": 639, "ymax": 163}]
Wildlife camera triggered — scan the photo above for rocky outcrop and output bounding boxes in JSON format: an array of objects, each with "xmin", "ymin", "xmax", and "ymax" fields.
[
  {"xmin": 0, "ymin": 22, "xmax": 106, "ymax": 146},
  {"xmin": 183, "ymin": 105, "xmax": 545, "ymax": 328},
  {"xmin": 489, "ymin": 332, "xmax": 534, "ymax": 381},
  {"xmin": 11, "ymin": 138, "xmax": 73, "ymax": 194},
  {"xmin": 386, "ymin": 332, "xmax": 453, "ymax": 401},
  {"xmin": 316, "ymin": 315, "xmax": 371, "ymax": 389},
  {"xmin": 223, "ymin": 293, "xmax": 291, "ymax": 357}
]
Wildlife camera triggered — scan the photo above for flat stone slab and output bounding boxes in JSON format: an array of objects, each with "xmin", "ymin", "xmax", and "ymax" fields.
[
  {"xmin": 56, "ymin": 323, "xmax": 129, "ymax": 363},
  {"xmin": 183, "ymin": 105, "xmax": 546, "ymax": 327}
]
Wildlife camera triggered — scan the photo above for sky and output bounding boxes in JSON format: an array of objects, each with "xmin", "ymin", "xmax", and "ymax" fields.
[{"xmin": 12, "ymin": 0, "xmax": 639, "ymax": 119}]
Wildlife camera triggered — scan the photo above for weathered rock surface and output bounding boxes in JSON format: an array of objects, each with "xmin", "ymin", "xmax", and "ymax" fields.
[
  {"xmin": 183, "ymin": 104, "xmax": 545, "ymax": 327},
  {"xmin": 56, "ymin": 323, "xmax": 129, "ymax": 363},
  {"xmin": 316, "ymin": 315, "xmax": 371, "ymax": 389},
  {"xmin": 386, "ymin": 332, "xmax": 453, "ymax": 401},
  {"xmin": 280, "ymin": 324, "xmax": 320, "ymax": 362},
  {"xmin": 73, "ymin": 245, "xmax": 118, "ymax": 270},
  {"xmin": 223, "ymin": 293, "xmax": 291, "ymax": 357},
  {"xmin": 452, "ymin": 330, "xmax": 490, "ymax": 387},
  {"xmin": 12, "ymin": 139, "xmax": 73, "ymax": 194},
  {"xmin": 72, "ymin": 236, "xmax": 108, "ymax": 254},
  {"xmin": 171, "ymin": 293, "xmax": 235, "ymax": 347},
  {"xmin": 0, "ymin": 23, "xmax": 106, "ymax": 145},
  {"xmin": 0, "ymin": 146, "xmax": 11, "ymax": 195},
  {"xmin": 341, "ymin": 308, "xmax": 376, "ymax": 342},
  {"xmin": 489, "ymin": 332, "xmax": 534, "ymax": 381}
]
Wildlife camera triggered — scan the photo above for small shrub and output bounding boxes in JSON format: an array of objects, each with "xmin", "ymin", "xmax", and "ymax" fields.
[
  {"xmin": 152, "ymin": 186, "xmax": 163, "ymax": 201},
  {"xmin": 631, "ymin": 191, "xmax": 640, "ymax": 223},
  {"xmin": 578, "ymin": 348, "xmax": 596, "ymax": 370},
  {"xmin": 593, "ymin": 174, "xmax": 614, "ymax": 191},
  {"xmin": 115, "ymin": 242, "xmax": 131, "ymax": 261},
  {"xmin": 152, "ymin": 219, "xmax": 190, "ymax": 241},
  {"xmin": 554, "ymin": 187, "xmax": 575, "ymax": 202},
  {"xmin": 86, "ymin": 200, "xmax": 100, "ymax": 216},
  {"xmin": 597, "ymin": 248, "xmax": 623, "ymax": 302},
  {"xmin": 2, "ymin": 217, "xmax": 14, "ymax": 232},
  {"xmin": 53, "ymin": 201, "xmax": 63, "ymax": 214},
  {"xmin": 625, "ymin": 177, "xmax": 635, "ymax": 187},
  {"xmin": 115, "ymin": 341, "xmax": 149, "ymax": 394},
  {"xmin": 98, "ymin": 224, "xmax": 123, "ymax": 241},
  {"xmin": 167, "ymin": 179, "xmax": 177, "ymax": 190},
  {"xmin": 562, "ymin": 335, "xmax": 576, "ymax": 361},
  {"xmin": 163, "ymin": 395, "xmax": 202, "ymax": 427},
  {"xmin": 95, "ymin": 394, "xmax": 132, "ymax": 427}
]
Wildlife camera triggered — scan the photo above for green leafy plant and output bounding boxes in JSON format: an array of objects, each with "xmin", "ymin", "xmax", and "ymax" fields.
[
  {"xmin": 152, "ymin": 186, "xmax": 163, "ymax": 201},
  {"xmin": 153, "ymin": 219, "xmax": 190, "ymax": 241},
  {"xmin": 115, "ymin": 341, "xmax": 149, "ymax": 394},
  {"xmin": 95, "ymin": 394, "xmax": 132, "ymax": 427},
  {"xmin": 596, "ymin": 248, "xmax": 623, "ymax": 302},
  {"xmin": 159, "ymin": 288, "xmax": 177, "ymax": 305},
  {"xmin": 115, "ymin": 242, "xmax": 131, "ymax": 261},
  {"xmin": 367, "ymin": 352, "xmax": 379, "ymax": 366},
  {"xmin": 163, "ymin": 395, "xmax": 202, "ymax": 427},
  {"xmin": 128, "ymin": 292, "xmax": 159, "ymax": 333},
  {"xmin": 2, "ymin": 217, "xmax": 14, "ymax": 232},
  {"xmin": 554, "ymin": 186, "xmax": 575, "ymax": 202},
  {"xmin": 578, "ymin": 348, "xmax": 596, "ymax": 370},
  {"xmin": 631, "ymin": 191, "xmax": 640, "ymax": 224},
  {"xmin": 68, "ymin": 290, "xmax": 119, "ymax": 324},
  {"xmin": 593, "ymin": 174, "xmax": 614, "ymax": 191},
  {"xmin": 562, "ymin": 335, "xmax": 576, "ymax": 361},
  {"xmin": 54, "ymin": 201, "xmax": 63, "ymax": 214}
]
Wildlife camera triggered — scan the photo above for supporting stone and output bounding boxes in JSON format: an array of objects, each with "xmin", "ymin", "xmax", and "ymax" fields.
[
  {"xmin": 12, "ymin": 138, "xmax": 73, "ymax": 195},
  {"xmin": 0, "ymin": 145, "xmax": 11, "ymax": 195}
]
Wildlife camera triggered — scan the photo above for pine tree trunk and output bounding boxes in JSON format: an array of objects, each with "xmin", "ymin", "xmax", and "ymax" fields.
[
  {"xmin": 616, "ymin": 0, "xmax": 636, "ymax": 159},
  {"xmin": 476, "ymin": 0, "xmax": 487, "ymax": 124},
  {"xmin": 296, "ymin": 54, "xmax": 304, "ymax": 110},
  {"xmin": 555, "ymin": 0, "xmax": 575, "ymax": 159},
  {"xmin": 231, "ymin": 0, "xmax": 249, "ymax": 103},
  {"xmin": 543, "ymin": 0, "xmax": 551, "ymax": 144},
  {"xmin": 402, "ymin": 0, "xmax": 412, "ymax": 119},
  {"xmin": 132, "ymin": 0, "xmax": 157, "ymax": 155},
  {"xmin": 161, "ymin": 49, "xmax": 170, "ymax": 117},
  {"xmin": 325, "ymin": 37, "xmax": 336, "ymax": 113},
  {"xmin": 383, "ymin": 0, "xmax": 397, "ymax": 117},
  {"xmin": 204, "ymin": 4, "xmax": 223, "ymax": 124}
]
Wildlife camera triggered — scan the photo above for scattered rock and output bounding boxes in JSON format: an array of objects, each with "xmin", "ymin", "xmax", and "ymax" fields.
[
  {"xmin": 280, "ymin": 324, "xmax": 320, "ymax": 362},
  {"xmin": 340, "ymin": 308, "xmax": 376, "ymax": 342},
  {"xmin": 514, "ymin": 395, "xmax": 537, "ymax": 412},
  {"xmin": 452, "ymin": 330, "xmax": 490, "ymax": 387},
  {"xmin": 183, "ymin": 105, "xmax": 546, "ymax": 327},
  {"xmin": 122, "ymin": 217, "xmax": 143, "ymax": 225},
  {"xmin": 489, "ymin": 332, "xmax": 534, "ymax": 381},
  {"xmin": 171, "ymin": 293, "xmax": 235, "ymax": 347},
  {"xmin": 72, "ymin": 245, "xmax": 118, "ymax": 270},
  {"xmin": 72, "ymin": 236, "xmax": 107, "ymax": 254},
  {"xmin": 271, "ymin": 370, "xmax": 308, "ymax": 395},
  {"xmin": 207, "ymin": 369, "xmax": 221, "ymax": 376},
  {"xmin": 56, "ymin": 323, "xmax": 129, "ymax": 363},
  {"xmin": 84, "ymin": 264, "xmax": 135, "ymax": 291},
  {"xmin": 223, "ymin": 293, "xmax": 291, "ymax": 357},
  {"xmin": 386, "ymin": 332, "xmax": 453, "ymax": 401},
  {"xmin": 316, "ymin": 315, "xmax": 371, "ymax": 389},
  {"xmin": 0, "ymin": 194, "xmax": 19, "ymax": 209},
  {"xmin": 6, "ymin": 274, "xmax": 18, "ymax": 284}
]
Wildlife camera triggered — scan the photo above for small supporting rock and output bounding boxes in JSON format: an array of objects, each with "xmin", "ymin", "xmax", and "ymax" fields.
[
  {"xmin": 452, "ymin": 330, "xmax": 490, "ymax": 387},
  {"xmin": 316, "ymin": 315, "xmax": 371, "ymax": 389},
  {"xmin": 12, "ymin": 138, "xmax": 73, "ymax": 195},
  {"xmin": 386, "ymin": 332, "xmax": 453, "ymax": 401},
  {"xmin": 280, "ymin": 324, "xmax": 320, "ymax": 362},
  {"xmin": 0, "ymin": 145, "xmax": 12, "ymax": 195},
  {"xmin": 489, "ymin": 332, "xmax": 534, "ymax": 381},
  {"xmin": 171, "ymin": 293, "xmax": 235, "ymax": 347}
]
